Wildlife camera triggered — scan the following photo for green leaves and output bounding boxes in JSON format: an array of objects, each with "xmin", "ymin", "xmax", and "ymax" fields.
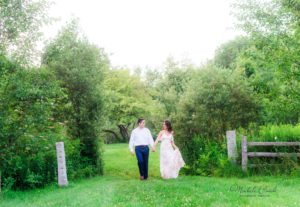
[
  {"xmin": 0, "ymin": 56, "xmax": 73, "ymax": 189},
  {"xmin": 42, "ymin": 21, "xmax": 108, "ymax": 175},
  {"xmin": 103, "ymin": 68, "xmax": 165, "ymax": 142},
  {"xmin": 228, "ymin": 0, "xmax": 300, "ymax": 124},
  {"xmin": 0, "ymin": 0, "xmax": 51, "ymax": 65},
  {"xmin": 179, "ymin": 67, "xmax": 259, "ymax": 139}
]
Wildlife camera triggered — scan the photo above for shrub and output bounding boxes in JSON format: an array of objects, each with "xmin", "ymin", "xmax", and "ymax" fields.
[
  {"xmin": 0, "ymin": 58, "xmax": 80, "ymax": 189},
  {"xmin": 174, "ymin": 66, "xmax": 259, "ymax": 140},
  {"xmin": 42, "ymin": 21, "xmax": 108, "ymax": 175},
  {"xmin": 173, "ymin": 66, "xmax": 259, "ymax": 173},
  {"xmin": 183, "ymin": 135, "xmax": 244, "ymax": 177}
]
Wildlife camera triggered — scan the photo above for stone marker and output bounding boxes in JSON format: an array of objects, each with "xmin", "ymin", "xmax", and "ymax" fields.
[
  {"xmin": 56, "ymin": 142, "xmax": 68, "ymax": 186},
  {"xmin": 226, "ymin": 130, "xmax": 237, "ymax": 164}
]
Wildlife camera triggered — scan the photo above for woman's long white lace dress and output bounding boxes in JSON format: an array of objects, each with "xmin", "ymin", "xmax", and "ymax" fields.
[{"xmin": 159, "ymin": 133, "xmax": 185, "ymax": 179}]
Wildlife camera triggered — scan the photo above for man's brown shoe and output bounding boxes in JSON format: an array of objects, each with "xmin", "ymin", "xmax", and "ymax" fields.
[{"xmin": 140, "ymin": 176, "xmax": 144, "ymax": 180}]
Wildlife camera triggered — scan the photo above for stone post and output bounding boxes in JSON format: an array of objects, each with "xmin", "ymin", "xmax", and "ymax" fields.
[
  {"xmin": 56, "ymin": 142, "xmax": 68, "ymax": 187},
  {"xmin": 226, "ymin": 130, "xmax": 237, "ymax": 164}
]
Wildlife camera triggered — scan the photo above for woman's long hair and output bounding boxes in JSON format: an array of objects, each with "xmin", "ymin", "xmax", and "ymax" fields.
[{"xmin": 164, "ymin": 120, "xmax": 173, "ymax": 132}]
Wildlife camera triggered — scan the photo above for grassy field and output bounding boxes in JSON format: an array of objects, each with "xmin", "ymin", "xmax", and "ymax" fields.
[{"xmin": 1, "ymin": 143, "xmax": 300, "ymax": 207}]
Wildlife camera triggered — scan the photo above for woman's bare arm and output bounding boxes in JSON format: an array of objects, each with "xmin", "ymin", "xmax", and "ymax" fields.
[{"xmin": 154, "ymin": 131, "xmax": 163, "ymax": 146}]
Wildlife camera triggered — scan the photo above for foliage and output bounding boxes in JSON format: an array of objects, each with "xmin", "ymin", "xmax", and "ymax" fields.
[
  {"xmin": 230, "ymin": 0, "xmax": 300, "ymax": 124},
  {"xmin": 194, "ymin": 136, "xmax": 244, "ymax": 177},
  {"xmin": 214, "ymin": 36, "xmax": 251, "ymax": 70},
  {"xmin": 148, "ymin": 57, "xmax": 196, "ymax": 117},
  {"xmin": 174, "ymin": 66, "xmax": 259, "ymax": 140},
  {"xmin": 0, "ymin": 56, "xmax": 80, "ymax": 189},
  {"xmin": 103, "ymin": 68, "xmax": 165, "ymax": 143},
  {"xmin": 172, "ymin": 66, "xmax": 259, "ymax": 173},
  {"xmin": 250, "ymin": 124, "xmax": 300, "ymax": 142},
  {"xmin": 232, "ymin": 0, "xmax": 295, "ymax": 36},
  {"xmin": 2, "ymin": 0, "xmax": 300, "ymax": 190},
  {"xmin": 42, "ymin": 20, "xmax": 108, "ymax": 176},
  {"xmin": 0, "ymin": 0, "xmax": 51, "ymax": 65}
]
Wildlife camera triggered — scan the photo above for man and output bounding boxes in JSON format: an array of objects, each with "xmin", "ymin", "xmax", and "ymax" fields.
[{"xmin": 129, "ymin": 118, "xmax": 155, "ymax": 180}]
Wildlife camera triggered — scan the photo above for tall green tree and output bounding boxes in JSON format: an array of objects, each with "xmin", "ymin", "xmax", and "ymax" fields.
[
  {"xmin": 175, "ymin": 66, "xmax": 259, "ymax": 141},
  {"xmin": 0, "ymin": 55, "xmax": 72, "ymax": 189},
  {"xmin": 150, "ymin": 57, "xmax": 196, "ymax": 117},
  {"xmin": 173, "ymin": 66, "xmax": 259, "ymax": 173},
  {"xmin": 103, "ymin": 68, "xmax": 165, "ymax": 143},
  {"xmin": 0, "ymin": 0, "xmax": 51, "ymax": 65},
  {"xmin": 42, "ymin": 20, "xmax": 108, "ymax": 175},
  {"xmin": 213, "ymin": 36, "xmax": 251, "ymax": 71},
  {"xmin": 229, "ymin": 0, "xmax": 300, "ymax": 124}
]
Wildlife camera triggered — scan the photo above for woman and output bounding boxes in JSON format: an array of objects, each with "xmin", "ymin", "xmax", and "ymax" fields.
[{"xmin": 154, "ymin": 120, "xmax": 185, "ymax": 179}]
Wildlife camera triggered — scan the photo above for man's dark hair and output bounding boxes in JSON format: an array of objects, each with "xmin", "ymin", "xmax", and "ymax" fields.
[{"xmin": 137, "ymin": 118, "xmax": 145, "ymax": 124}]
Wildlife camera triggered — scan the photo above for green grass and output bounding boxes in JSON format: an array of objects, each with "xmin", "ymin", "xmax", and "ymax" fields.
[
  {"xmin": 1, "ymin": 143, "xmax": 300, "ymax": 207},
  {"xmin": 249, "ymin": 124, "xmax": 300, "ymax": 142}
]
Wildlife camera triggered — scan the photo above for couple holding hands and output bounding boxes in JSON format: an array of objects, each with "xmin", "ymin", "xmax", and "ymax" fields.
[{"xmin": 129, "ymin": 118, "xmax": 185, "ymax": 180}]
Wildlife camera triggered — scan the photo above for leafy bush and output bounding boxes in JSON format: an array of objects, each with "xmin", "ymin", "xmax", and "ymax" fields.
[
  {"xmin": 173, "ymin": 66, "xmax": 259, "ymax": 174},
  {"xmin": 175, "ymin": 66, "xmax": 259, "ymax": 141},
  {"xmin": 42, "ymin": 20, "xmax": 108, "ymax": 175},
  {"xmin": 42, "ymin": 21, "xmax": 107, "ymax": 175},
  {"xmin": 180, "ymin": 135, "xmax": 203, "ymax": 174},
  {"xmin": 183, "ymin": 135, "xmax": 244, "ymax": 177},
  {"xmin": 185, "ymin": 124, "xmax": 300, "ymax": 177},
  {"xmin": 0, "ymin": 57, "xmax": 81, "ymax": 189}
]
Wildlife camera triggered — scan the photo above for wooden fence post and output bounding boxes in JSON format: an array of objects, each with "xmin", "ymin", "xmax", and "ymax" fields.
[
  {"xmin": 56, "ymin": 142, "xmax": 68, "ymax": 187},
  {"xmin": 226, "ymin": 130, "xmax": 237, "ymax": 164},
  {"xmin": 242, "ymin": 136, "xmax": 248, "ymax": 172}
]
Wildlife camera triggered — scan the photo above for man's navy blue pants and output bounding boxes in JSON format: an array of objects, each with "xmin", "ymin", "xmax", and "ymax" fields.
[{"xmin": 135, "ymin": 145, "xmax": 149, "ymax": 179}]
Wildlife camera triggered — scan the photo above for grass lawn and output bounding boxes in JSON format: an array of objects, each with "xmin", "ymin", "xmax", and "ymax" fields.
[{"xmin": 1, "ymin": 143, "xmax": 300, "ymax": 207}]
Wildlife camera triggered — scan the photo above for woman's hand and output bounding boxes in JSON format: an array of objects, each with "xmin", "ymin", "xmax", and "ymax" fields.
[{"xmin": 154, "ymin": 131, "xmax": 162, "ymax": 146}]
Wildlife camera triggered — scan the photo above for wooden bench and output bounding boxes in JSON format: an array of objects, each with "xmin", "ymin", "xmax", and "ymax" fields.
[{"xmin": 241, "ymin": 136, "xmax": 300, "ymax": 172}]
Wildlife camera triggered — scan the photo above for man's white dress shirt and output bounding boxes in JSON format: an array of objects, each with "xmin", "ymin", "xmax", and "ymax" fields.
[{"xmin": 129, "ymin": 127, "xmax": 154, "ymax": 152}]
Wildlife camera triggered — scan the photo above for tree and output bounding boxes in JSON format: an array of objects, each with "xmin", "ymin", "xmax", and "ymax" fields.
[
  {"xmin": 173, "ymin": 66, "xmax": 259, "ymax": 172},
  {"xmin": 150, "ymin": 57, "xmax": 196, "ymax": 117},
  {"xmin": 232, "ymin": 0, "xmax": 295, "ymax": 37},
  {"xmin": 231, "ymin": 0, "xmax": 300, "ymax": 124},
  {"xmin": 103, "ymin": 68, "xmax": 165, "ymax": 143},
  {"xmin": 176, "ymin": 65, "xmax": 259, "ymax": 140},
  {"xmin": 213, "ymin": 36, "xmax": 251, "ymax": 70},
  {"xmin": 42, "ymin": 20, "xmax": 108, "ymax": 175},
  {"xmin": 0, "ymin": 55, "xmax": 72, "ymax": 189},
  {"xmin": 0, "ymin": 0, "xmax": 51, "ymax": 65}
]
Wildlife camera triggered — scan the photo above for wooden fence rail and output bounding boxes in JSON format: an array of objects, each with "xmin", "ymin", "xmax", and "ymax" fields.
[{"xmin": 241, "ymin": 136, "xmax": 300, "ymax": 172}]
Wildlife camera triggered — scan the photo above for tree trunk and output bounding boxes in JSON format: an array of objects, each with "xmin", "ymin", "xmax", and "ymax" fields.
[
  {"xmin": 118, "ymin": 124, "xmax": 130, "ymax": 141},
  {"xmin": 103, "ymin": 129, "xmax": 120, "ymax": 143}
]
